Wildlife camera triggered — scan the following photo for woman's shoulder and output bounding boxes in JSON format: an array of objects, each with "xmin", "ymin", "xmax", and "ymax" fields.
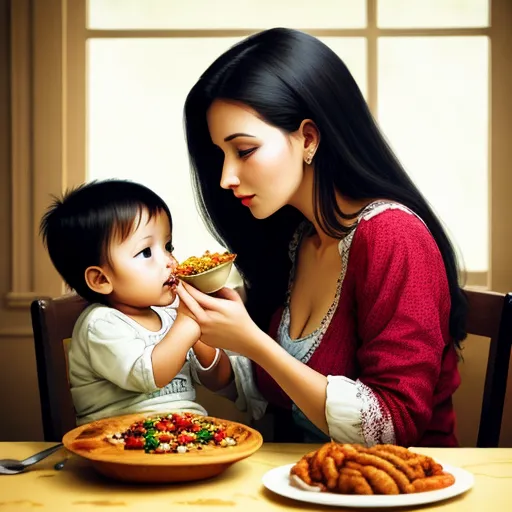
[
  {"xmin": 345, "ymin": 201, "xmax": 445, "ymax": 277},
  {"xmin": 347, "ymin": 202, "xmax": 447, "ymax": 287},
  {"xmin": 355, "ymin": 202, "xmax": 435, "ymax": 249}
]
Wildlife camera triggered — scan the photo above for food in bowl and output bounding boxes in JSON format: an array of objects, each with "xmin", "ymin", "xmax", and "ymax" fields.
[
  {"xmin": 175, "ymin": 251, "xmax": 236, "ymax": 276},
  {"xmin": 175, "ymin": 251, "xmax": 237, "ymax": 294},
  {"xmin": 290, "ymin": 442, "xmax": 455, "ymax": 495},
  {"xmin": 106, "ymin": 412, "xmax": 240, "ymax": 454}
]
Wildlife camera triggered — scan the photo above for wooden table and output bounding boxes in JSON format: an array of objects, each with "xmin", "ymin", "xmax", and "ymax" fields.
[{"xmin": 0, "ymin": 443, "xmax": 511, "ymax": 511}]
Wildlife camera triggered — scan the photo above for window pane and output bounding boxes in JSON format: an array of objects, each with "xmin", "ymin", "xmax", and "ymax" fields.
[
  {"xmin": 87, "ymin": 38, "xmax": 365, "ymax": 261},
  {"xmin": 378, "ymin": 0, "xmax": 489, "ymax": 28},
  {"xmin": 378, "ymin": 37, "xmax": 489, "ymax": 272},
  {"xmin": 88, "ymin": 0, "xmax": 366, "ymax": 29},
  {"xmin": 88, "ymin": 38, "xmax": 242, "ymax": 261},
  {"xmin": 320, "ymin": 38, "xmax": 367, "ymax": 99}
]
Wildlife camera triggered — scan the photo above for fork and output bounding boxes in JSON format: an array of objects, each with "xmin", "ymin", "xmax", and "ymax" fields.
[{"xmin": 0, "ymin": 443, "xmax": 64, "ymax": 475}]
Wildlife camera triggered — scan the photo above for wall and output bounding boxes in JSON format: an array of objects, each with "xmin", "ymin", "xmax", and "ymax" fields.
[{"xmin": 0, "ymin": 0, "xmax": 44, "ymax": 440}]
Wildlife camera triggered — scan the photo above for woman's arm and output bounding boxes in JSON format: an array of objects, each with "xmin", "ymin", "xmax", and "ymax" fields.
[
  {"xmin": 350, "ymin": 210, "xmax": 456, "ymax": 446},
  {"xmin": 177, "ymin": 285, "xmax": 331, "ymax": 434},
  {"xmin": 178, "ymin": 210, "xmax": 456, "ymax": 446},
  {"xmin": 247, "ymin": 330, "xmax": 330, "ymax": 433}
]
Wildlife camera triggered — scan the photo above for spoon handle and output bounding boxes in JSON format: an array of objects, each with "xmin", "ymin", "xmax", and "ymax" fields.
[
  {"xmin": 0, "ymin": 466, "xmax": 20, "ymax": 475},
  {"xmin": 21, "ymin": 443, "xmax": 64, "ymax": 466}
]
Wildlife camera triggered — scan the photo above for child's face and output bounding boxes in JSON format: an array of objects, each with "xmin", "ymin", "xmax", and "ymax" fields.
[{"xmin": 106, "ymin": 209, "xmax": 178, "ymax": 309}]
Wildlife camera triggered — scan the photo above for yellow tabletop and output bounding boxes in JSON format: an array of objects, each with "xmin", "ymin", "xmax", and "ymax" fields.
[{"xmin": 0, "ymin": 443, "xmax": 511, "ymax": 511}]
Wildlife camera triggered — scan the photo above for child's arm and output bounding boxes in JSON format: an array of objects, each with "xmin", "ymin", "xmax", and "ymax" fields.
[
  {"xmin": 151, "ymin": 313, "xmax": 200, "ymax": 388},
  {"xmin": 192, "ymin": 341, "xmax": 233, "ymax": 391},
  {"xmin": 176, "ymin": 296, "xmax": 234, "ymax": 391},
  {"xmin": 84, "ymin": 310, "xmax": 192, "ymax": 394}
]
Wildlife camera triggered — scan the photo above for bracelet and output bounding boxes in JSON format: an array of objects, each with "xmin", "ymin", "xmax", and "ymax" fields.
[{"xmin": 194, "ymin": 348, "xmax": 221, "ymax": 372}]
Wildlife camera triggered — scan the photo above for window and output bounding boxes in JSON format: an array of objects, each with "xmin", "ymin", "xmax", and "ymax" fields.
[
  {"xmin": 84, "ymin": 0, "xmax": 490, "ymax": 274},
  {"xmin": 88, "ymin": 0, "xmax": 367, "ymax": 29}
]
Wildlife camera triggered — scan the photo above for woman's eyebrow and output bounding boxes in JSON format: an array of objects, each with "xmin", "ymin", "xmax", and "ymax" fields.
[{"xmin": 224, "ymin": 132, "xmax": 256, "ymax": 142}]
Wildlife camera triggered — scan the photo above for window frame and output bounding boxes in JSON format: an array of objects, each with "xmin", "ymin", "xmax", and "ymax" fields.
[{"xmin": 8, "ymin": 0, "xmax": 511, "ymax": 307}]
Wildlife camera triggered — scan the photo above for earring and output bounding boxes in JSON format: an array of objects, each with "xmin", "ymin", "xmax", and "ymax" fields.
[{"xmin": 304, "ymin": 148, "xmax": 315, "ymax": 165}]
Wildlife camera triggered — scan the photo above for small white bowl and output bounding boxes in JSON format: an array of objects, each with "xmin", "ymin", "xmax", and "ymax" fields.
[{"xmin": 178, "ymin": 260, "xmax": 234, "ymax": 294}]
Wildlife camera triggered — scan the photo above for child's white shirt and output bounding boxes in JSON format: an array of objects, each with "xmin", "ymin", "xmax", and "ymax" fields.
[{"xmin": 69, "ymin": 297, "xmax": 207, "ymax": 425}]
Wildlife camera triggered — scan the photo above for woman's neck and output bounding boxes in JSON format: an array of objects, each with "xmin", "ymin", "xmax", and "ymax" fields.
[{"xmin": 288, "ymin": 168, "xmax": 373, "ymax": 248}]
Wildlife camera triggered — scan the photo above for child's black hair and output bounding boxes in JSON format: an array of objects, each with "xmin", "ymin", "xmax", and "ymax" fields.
[{"xmin": 40, "ymin": 179, "xmax": 173, "ymax": 304}]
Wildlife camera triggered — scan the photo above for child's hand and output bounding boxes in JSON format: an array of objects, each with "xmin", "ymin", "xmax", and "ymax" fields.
[
  {"xmin": 177, "ymin": 284, "xmax": 197, "ymax": 320},
  {"xmin": 151, "ymin": 295, "xmax": 202, "ymax": 387},
  {"xmin": 173, "ymin": 284, "xmax": 201, "ymax": 340},
  {"xmin": 175, "ymin": 308, "xmax": 200, "ymax": 340}
]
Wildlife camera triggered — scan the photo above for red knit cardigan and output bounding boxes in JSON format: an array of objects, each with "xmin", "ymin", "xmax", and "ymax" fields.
[{"xmin": 254, "ymin": 209, "xmax": 460, "ymax": 447}]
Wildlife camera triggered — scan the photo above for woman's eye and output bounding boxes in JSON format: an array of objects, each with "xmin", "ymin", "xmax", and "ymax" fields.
[
  {"xmin": 165, "ymin": 242, "xmax": 174, "ymax": 253},
  {"xmin": 135, "ymin": 247, "xmax": 152, "ymax": 259},
  {"xmin": 238, "ymin": 148, "xmax": 256, "ymax": 158}
]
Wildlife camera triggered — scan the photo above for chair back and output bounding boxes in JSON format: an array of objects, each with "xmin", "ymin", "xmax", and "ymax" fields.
[
  {"xmin": 30, "ymin": 294, "xmax": 89, "ymax": 441},
  {"xmin": 465, "ymin": 288, "xmax": 512, "ymax": 447}
]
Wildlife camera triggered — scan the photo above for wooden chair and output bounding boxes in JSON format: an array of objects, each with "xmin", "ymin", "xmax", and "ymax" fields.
[
  {"xmin": 269, "ymin": 288, "xmax": 512, "ymax": 446},
  {"xmin": 30, "ymin": 289, "xmax": 512, "ymax": 446},
  {"xmin": 465, "ymin": 288, "xmax": 512, "ymax": 447},
  {"xmin": 30, "ymin": 294, "xmax": 89, "ymax": 441}
]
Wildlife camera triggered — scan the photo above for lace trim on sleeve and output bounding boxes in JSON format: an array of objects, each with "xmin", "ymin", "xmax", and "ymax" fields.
[
  {"xmin": 356, "ymin": 380, "xmax": 396, "ymax": 446},
  {"xmin": 325, "ymin": 375, "xmax": 396, "ymax": 446}
]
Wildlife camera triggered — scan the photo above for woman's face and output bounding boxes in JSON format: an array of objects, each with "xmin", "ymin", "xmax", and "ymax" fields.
[{"xmin": 207, "ymin": 100, "xmax": 306, "ymax": 219}]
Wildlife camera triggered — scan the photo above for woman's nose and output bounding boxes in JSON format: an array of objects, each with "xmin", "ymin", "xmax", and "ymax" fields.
[{"xmin": 220, "ymin": 161, "xmax": 240, "ymax": 190}]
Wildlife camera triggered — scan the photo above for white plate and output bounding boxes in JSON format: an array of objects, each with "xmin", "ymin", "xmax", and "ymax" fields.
[{"xmin": 262, "ymin": 463, "xmax": 474, "ymax": 508}]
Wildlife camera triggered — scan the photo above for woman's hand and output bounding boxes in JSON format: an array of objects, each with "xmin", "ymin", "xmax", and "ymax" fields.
[
  {"xmin": 176, "ymin": 283, "xmax": 261, "ymax": 356},
  {"xmin": 179, "ymin": 284, "xmax": 329, "ymax": 435}
]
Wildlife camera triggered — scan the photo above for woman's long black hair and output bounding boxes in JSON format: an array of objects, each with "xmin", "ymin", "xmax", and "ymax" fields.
[{"xmin": 184, "ymin": 27, "xmax": 467, "ymax": 346}]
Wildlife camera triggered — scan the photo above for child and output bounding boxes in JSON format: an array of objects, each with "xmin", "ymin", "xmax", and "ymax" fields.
[{"xmin": 40, "ymin": 179, "xmax": 233, "ymax": 425}]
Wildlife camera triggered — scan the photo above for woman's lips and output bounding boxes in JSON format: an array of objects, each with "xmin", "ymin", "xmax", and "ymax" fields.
[{"xmin": 240, "ymin": 195, "xmax": 255, "ymax": 206}]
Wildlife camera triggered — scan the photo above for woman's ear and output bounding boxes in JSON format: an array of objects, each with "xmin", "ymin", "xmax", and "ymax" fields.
[
  {"xmin": 299, "ymin": 119, "xmax": 320, "ymax": 165},
  {"xmin": 85, "ymin": 266, "xmax": 113, "ymax": 296}
]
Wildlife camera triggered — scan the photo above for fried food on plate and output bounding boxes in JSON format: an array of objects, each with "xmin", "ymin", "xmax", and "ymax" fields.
[{"xmin": 290, "ymin": 442, "xmax": 455, "ymax": 495}]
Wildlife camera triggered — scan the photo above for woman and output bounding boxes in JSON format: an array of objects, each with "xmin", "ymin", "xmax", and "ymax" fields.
[{"xmin": 178, "ymin": 28, "xmax": 467, "ymax": 447}]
